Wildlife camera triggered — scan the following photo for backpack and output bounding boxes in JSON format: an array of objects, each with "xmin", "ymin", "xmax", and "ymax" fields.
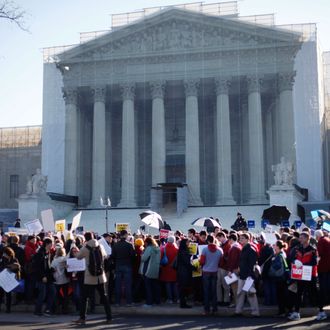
[{"xmin": 86, "ymin": 245, "xmax": 104, "ymax": 276}]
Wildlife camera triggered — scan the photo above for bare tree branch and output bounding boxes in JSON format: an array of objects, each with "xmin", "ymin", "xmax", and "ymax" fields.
[{"xmin": 0, "ymin": 0, "xmax": 28, "ymax": 31}]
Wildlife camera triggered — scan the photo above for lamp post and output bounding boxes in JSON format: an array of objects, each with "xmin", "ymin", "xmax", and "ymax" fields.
[{"xmin": 100, "ymin": 196, "xmax": 111, "ymax": 233}]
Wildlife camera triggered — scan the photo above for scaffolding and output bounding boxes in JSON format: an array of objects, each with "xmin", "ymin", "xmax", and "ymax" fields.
[{"xmin": 0, "ymin": 126, "xmax": 42, "ymax": 149}]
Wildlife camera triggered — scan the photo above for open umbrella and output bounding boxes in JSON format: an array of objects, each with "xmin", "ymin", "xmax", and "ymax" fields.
[
  {"xmin": 139, "ymin": 210, "xmax": 164, "ymax": 229},
  {"xmin": 191, "ymin": 217, "xmax": 220, "ymax": 228},
  {"xmin": 262, "ymin": 205, "xmax": 291, "ymax": 225}
]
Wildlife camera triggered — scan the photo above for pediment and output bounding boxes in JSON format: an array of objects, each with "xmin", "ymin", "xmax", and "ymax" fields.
[{"xmin": 58, "ymin": 8, "xmax": 302, "ymax": 63}]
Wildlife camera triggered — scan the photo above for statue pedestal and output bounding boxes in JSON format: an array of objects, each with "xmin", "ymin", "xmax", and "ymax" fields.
[
  {"xmin": 267, "ymin": 185, "xmax": 304, "ymax": 216},
  {"xmin": 18, "ymin": 194, "xmax": 75, "ymax": 225}
]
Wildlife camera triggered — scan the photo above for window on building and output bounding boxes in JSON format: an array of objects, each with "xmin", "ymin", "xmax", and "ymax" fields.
[{"xmin": 10, "ymin": 175, "xmax": 19, "ymax": 198}]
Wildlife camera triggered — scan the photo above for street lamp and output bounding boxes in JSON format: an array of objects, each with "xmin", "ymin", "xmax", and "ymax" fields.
[{"xmin": 100, "ymin": 196, "xmax": 111, "ymax": 233}]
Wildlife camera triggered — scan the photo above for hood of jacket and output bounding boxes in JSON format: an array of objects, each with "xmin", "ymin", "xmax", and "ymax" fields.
[{"xmin": 208, "ymin": 243, "xmax": 219, "ymax": 253}]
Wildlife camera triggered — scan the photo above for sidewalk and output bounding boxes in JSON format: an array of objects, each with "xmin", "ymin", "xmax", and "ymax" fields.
[{"xmin": 9, "ymin": 303, "xmax": 325, "ymax": 317}]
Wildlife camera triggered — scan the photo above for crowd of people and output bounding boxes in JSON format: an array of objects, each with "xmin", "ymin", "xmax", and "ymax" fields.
[{"xmin": 0, "ymin": 214, "xmax": 329, "ymax": 325}]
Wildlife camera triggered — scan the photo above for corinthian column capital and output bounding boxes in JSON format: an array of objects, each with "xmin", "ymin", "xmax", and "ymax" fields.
[
  {"xmin": 149, "ymin": 80, "xmax": 166, "ymax": 99},
  {"xmin": 62, "ymin": 87, "xmax": 78, "ymax": 105},
  {"xmin": 215, "ymin": 77, "xmax": 231, "ymax": 95},
  {"xmin": 246, "ymin": 75, "xmax": 263, "ymax": 94},
  {"xmin": 278, "ymin": 72, "xmax": 296, "ymax": 92},
  {"xmin": 92, "ymin": 86, "xmax": 106, "ymax": 103},
  {"xmin": 120, "ymin": 82, "xmax": 135, "ymax": 101},
  {"xmin": 184, "ymin": 79, "xmax": 200, "ymax": 97}
]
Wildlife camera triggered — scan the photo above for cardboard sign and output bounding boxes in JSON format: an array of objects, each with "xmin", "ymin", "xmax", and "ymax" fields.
[
  {"xmin": 247, "ymin": 220, "xmax": 255, "ymax": 229},
  {"xmin": 71, "ymin": 212, "xmax": 82, "ymax": 232},
  {"xmin": 291, "ymin": 265, "xmax": 312, "ymax": 281},
  {"xmin": 41, "ymin": 209, "xmax": 55, "ymax": 232},
  {"xmin": 66, "ymin": 258, "xmax": 86, "ymax": 272},
  {"xmin": 115, "ymin": 223, "xmax": 130, "ymax": 232},
  {"xmin": 55, "ymin": 220, "xmax": 66, "ymax": 232},
  {"xmin": 159, "ymin": 229, "xmax": 169, "ymax": 239},
  {"xmin": 0, "ymin": 269, "xmax": 19, "ymax": 293},
  {"xmin": 188, "ymin": 242, "xmax": 198, "ymax": 255},
  {"xmin": 24, "ymin": 219, "xmax": 43, "ymax": 235}
]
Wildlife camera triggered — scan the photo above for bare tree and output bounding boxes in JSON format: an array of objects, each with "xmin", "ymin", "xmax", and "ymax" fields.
[{"xmin": 0, "ymin": 0, "xmax": 28, "ymax": 31}]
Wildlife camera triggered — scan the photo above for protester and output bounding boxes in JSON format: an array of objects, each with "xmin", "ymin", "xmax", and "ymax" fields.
[
  {"xmin": 33, "ymin": 237, "xmax": 56, "ymax": 316},
  {"xmin": 133, "ymin": 238, "xmax": 144, "ymax": 303},
  {"xmin": 0, "ymin": 247, "xmax": 21, "ymax": 313},
  {"xmin": 160, "ymin": 236, "xmax": 178, "ymax": 304},
  {"xmin": 140, "ymin": 237, "xmax": 161, "ymax": 307},
  {"xmin": 24, "ymin": 235, "xmax": 37, "ymax": 302},
  {"xmin": 235, "ymin": 233, "xmax": 260, "ymax": 317},
  {"xmin": 200, "ymin": 235, "xmax": 223, "ymax": 315},
  {"xmin": 112, "ymin": 230, "xmax": 136, "ymax": 306},
  {"xmin": 231, "ymin": 213, "xmax": 247, "ymax": 231},
  {"xmin": 74, "ymin": 232, "xmax": 112, "ymax": 325},
  {"xmin": 177, "ymin": 238, "xmax": 195, "ymax": 308}
]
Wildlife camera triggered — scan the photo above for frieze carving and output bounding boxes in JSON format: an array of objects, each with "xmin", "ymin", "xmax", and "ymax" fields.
[
  {"xmin": 120, "ymin": 82, "xmax": 135, "ymax": 101},
  {"xmin": 184, "ymin": 79, "xmax": 200, "ymax": 97},
  {"xmin": 278, "ymin": 72, "xmax": 296, "ymax": 92},
  {"xmin": 215, "ymin": 77, "xmax": 231, "ymax": 95},
  {"xmin": 92, "ymin": 86, "xmax": 106, "ymax": 103},
  {"xmin": 149, "ymin": 80, "xmax": 166, "ymax": 99},
  {"xmin": 62, "ymin": 87, "xmax": 78, "ymax": 105},
  {"xmin": 246, "ymin": 75, "xmax": 263, "ymax": 94}
]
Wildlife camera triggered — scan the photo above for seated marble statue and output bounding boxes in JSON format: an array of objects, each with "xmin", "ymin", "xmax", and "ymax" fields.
[
  {"xmin": 31, "ymin": 168, "xmax": 47, "ymax": 195},
  {"xmin": 272, "ymin": 157, "xmax": 294, "ymax": 186}
]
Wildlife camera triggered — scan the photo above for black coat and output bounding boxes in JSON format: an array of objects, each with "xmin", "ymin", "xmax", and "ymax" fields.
[
  {"xmin": 239, "ymin": 243, "xmax": 257, "ymax": 280},
  {"xmin": 259, "ymin": 244, "xmax": 274, "ymax": 279},
  {"xmin": 112, "ymin": 239, "xmax": 136, "ymax": 268},
  {"xmin": 33, "ymin": 247, "xmax": 54, "ymax": 282},
  {"xmin": 177, "ymin": 249, "xmax": 194, "ymax": 286}
]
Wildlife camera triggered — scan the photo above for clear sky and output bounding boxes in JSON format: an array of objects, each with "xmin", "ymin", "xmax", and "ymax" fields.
[{"xmin": 0, "ymin": 0, "xmax": 329, "ymax": 128}]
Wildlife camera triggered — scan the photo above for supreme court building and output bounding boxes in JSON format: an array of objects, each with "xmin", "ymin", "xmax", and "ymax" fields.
[{"xmin": 42, "ymin": 2, "xmax": 326, "ymax": 210}]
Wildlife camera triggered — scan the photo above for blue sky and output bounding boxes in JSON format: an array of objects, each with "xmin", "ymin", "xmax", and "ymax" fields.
[{"xmin": 0, "ymin": 0, "xmax": 329, "ymax": 127}]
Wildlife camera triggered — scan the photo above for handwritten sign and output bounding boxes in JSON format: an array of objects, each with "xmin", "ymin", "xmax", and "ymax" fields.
[
  {"xmin": 291, "ymin": 265, "xmax": 312, "ymax": 281},
  {"xmin": 55, "ymin": 220, "xmax": 66, "ymax": 232},
  {"xmin": 66, "ymin": 258, "xmax": 86, "ymax": 272},
  {"xmin": 41, "ymin": 209, "xmax": 55, "ymax": 232},
  {"xmin": 24, "ymin": 219, "xmax": 43, "ymax": 235},
  {"xmin": 115, "ymin": 223, "xmax": 130, "ymax": 232},
  {"xmin": 0, "ymin": 269, "xmax": 19, "ymax": 293},
  {"xmin": 71, "ymin": 212, "xmax": 82, "ymax": 232}
]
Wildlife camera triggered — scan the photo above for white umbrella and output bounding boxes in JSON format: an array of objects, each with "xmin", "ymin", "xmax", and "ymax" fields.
[
  {"xmin": 191, "ymin": 217, "xmax": 220, "ymax": 228},
  {"xmin": 140, "ymin": 210, "xmax": 164, "ymax": 229}
]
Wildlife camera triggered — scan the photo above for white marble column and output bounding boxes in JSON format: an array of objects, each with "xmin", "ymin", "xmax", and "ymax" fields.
[
  {"xmin": 63, "ymin": 87, "xmax": 78, "ymax": 196},
  {"xmin": 215, "ymin": 77, "xmax": 236, "ymax": 205},
  {"xmin": 150, "ymin": 80, "xmax": 166, "ymax": 186},
  {"xmin": 247, "ymin": 75, "xmax": 266, "ymax": 203},
  {"xmin": 184, "ymin": 79, "xmax": 203, "ymax": 205},
  {"xmin": 118, "ymin": 82, "xmax": 136, "ymax": 207},
  {"xmin": 90, "ymin": 86, "xmax": 106, "ymax": 206},
  {"xmin": 278, "ymin": 72, "xmax": 296, "ymax": 163}
]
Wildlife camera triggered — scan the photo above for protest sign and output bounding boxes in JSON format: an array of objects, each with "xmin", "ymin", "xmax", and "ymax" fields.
[
  {"xmin": 66, "ymin": 258, "xmax": 86, "ymax": 272},
  {"xmin": 242, "ymin": 277, "xmax": 254, "ymax": 292},
  {"xmin": 41, "ymin": 209, "xmax": 55, "ymax": 232},
  {"xmin": 261, "ymin": 219, "xmax": 270, "ymax": 229},
  {"xmin": 247, "ymin": 220, "xmax": 255, "ymax": 229},
  {"xmin": 71, "ymin": 212, "xmax": 82, "ymax": 232},
  {"xmin": 115, "ymin": 223, "xmax": 130, "ymax": 232},
  {"xmin": 224, "ymin": 273, "xmax": 238, "ymax": 285},
  {"xmin": 98, "ymin": 236, "xmax": 112, "ymax": 256},
  {"xmin": 55, "ymin": 220, "xmax": 66, "ymax": 232},
  {"xmin": 291, "ymin": 265, "xmax": 312, "ymax": 281},
  {"xmin": 188, "ymin": 242, "xmax": 198, "ymax": 255},
  {"xmin": 281, "ymin": 220, "xmax": 290, "ymax": 228},
  {"xmin": 7, "ymin": 227, "xmax": 29, "ymax": 235},
  {"xmin": 159, "ymin": 229, "xmax": 169, "ymax": 239},
  {"xmin": 0, "ymin": 269, "xmax": 19, "ymax": 293},
  {"xmin": 294, "ymin": 220, "xmax": 302, "ymax": 229},
  {"xmin": 24, "ymin": 219, "xmax": 43, "ymax": 235},
  {"xmin": 261, "ymin": 232, "xmax": 277, "ymax": 245},
  {"xmin": 191, "ymin": 259, "xmax": 202, "ymax": 278}
]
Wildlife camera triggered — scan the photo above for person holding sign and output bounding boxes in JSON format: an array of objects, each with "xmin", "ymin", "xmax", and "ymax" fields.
[
  {"xmin": 288, "ymin": 232, "xmax": 318, "ymax": 321},
  {"xmin": 0, "ymin": 247, "xmax": 21, "ymax": 313}
]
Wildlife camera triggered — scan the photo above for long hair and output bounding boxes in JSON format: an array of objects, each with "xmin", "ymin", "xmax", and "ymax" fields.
[{"xmin": 178, "ymin": 238, "xmax": 189, "ymax": 253}]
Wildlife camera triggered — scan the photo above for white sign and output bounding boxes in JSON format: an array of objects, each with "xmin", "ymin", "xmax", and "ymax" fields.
[
  {"xmin": 261, "ymin": 232, "xmax": 278, "ymax": 245},
  {"xmin": 71, "ymin": 212, "xmax": 82, "ymax": 232},
  {"xmin": 224, "ymin": 273, "xmax": 238, "ymax": 285},
  {"xmin": 0, "ymin": 269, "xmax": 19, "ymax": 293},
  {"xmin": 242, "ymin": 277, "xmax": 254, "ymax": 292},
  {"xmin": 66, "ymin": 258, "xmax": 86, "ymax": 272},
  {"xmin": 198, "ymin": 245, "xmax": 207, "ymax": 256},
  {"xmin": 98, "ymin": 237, "xmax": 112, "ymax": 256},
  {"xmin": 7, "ymin": 227, "xmax": 29, "ymax": 235},
  {"xmin": 24, "ymin": 219, "xmax": 43, "ymax": 235},
  {"xmin": 41, "ymin": 209, "xmax": 55, "ymax": 232}
]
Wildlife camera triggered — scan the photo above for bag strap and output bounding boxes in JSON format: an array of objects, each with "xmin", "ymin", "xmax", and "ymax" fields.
[
  {"xmin": 260, "ymin": 254, "xmax": 273, "ymax": 268},
  {"xmin": 279, "ymin": 253, "xmax": 289, "ymax": 270}
]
